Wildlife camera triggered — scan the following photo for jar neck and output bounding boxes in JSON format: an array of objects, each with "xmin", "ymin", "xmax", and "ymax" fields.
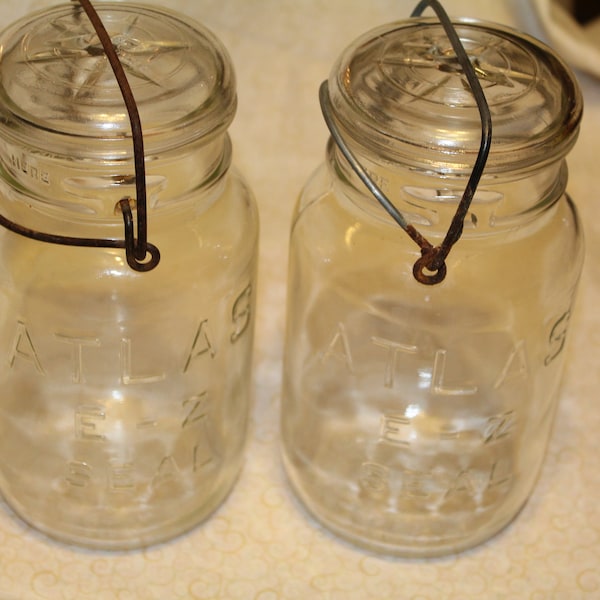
[
  {"xmin": 0, "ymin": 132, "xmax": 232, "ymax": 224},
  {"xmin": 327, "ymin": 139, "xmax": 568, "ymax": 237}
]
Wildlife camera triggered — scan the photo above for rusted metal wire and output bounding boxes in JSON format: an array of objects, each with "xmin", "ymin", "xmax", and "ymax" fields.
[
  {"xmin": 320, "ymin": 0, "xmax": 492, "ymax": 285},
  {"xmin": 0, "ymin": 0, "xmax": 160, "ymax": 272},
  {"xmin": 77, "ymin": 0, "xmax": 158, "ymax": 270}
]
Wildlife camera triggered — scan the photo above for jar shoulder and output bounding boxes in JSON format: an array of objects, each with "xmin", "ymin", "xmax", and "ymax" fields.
[
  {"xmin": 289, "ymin": 164, "xmax": 583, "ymax": 297},
  {"xmin": 0, "ymin": 168, "xmax": 259, "ymax": 289}
]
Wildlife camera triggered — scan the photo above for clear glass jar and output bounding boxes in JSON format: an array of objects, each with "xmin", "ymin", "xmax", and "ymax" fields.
[
  {"xmin": 0, "ymin": 3, "xmax": 258, "ymax": 549},
  {"xmin": 281, "ymin": 17, "xmax": 584, "ymax": 557}
]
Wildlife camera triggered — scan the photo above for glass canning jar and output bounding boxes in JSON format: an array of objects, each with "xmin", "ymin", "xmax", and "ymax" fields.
[
  {"xmin": 281, "ymin": 16, "xmax": 584, "ymax": 557},
  {"xmin": 0, "ymin": 3, "xmax": 258, "ymax": 549}
]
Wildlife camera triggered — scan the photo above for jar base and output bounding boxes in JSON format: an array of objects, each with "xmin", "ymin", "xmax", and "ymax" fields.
[{"xmin": 0, "ymin": 466, "xmax": 243, "ymax": 551}]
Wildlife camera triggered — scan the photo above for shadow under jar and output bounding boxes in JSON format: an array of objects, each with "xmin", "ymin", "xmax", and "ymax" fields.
[
  {"xmin": 0, "ymin": 3, "xmax": 258, "ymax": 550},
  {"xmin": 281, "ymin": 17, "xmax": 583, "ymax": 557}
]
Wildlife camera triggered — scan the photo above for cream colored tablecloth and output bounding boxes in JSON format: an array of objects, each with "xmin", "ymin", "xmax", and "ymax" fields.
[{"xmin": 0, "ymin": 1, "xmax": 598, "ymax": 598}]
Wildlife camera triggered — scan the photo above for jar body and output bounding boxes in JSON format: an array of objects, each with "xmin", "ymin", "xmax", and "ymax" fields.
[
  {"xmin": 0, "ymin": 137, "xmax": 258, "ymax": 549},
  {"xmin": 281, "ymin": 147, "xmax": 583, "ymax": 556}
]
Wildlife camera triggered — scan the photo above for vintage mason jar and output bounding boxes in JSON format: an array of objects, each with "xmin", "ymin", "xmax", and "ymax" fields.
[
  {"xmin": 281, "ymin": 16, "xmax": 584, "ymax": 556},
  {"xmin": 0, "ymin": 3, "xmax": 258, "ymax": 549}
]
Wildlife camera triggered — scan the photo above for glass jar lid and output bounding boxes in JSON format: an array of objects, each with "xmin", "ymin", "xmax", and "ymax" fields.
[
  {"xmin": 0, "ymin": 2, "xmax": 235, "ymax": 154},
  {"xmin": 328, "ymin": 18, "xmax": 582, "ymax": 174}
]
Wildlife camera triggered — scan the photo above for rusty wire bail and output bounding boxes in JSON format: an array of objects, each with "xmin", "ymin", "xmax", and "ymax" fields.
[
  {"xmin": 0, "ymin": 0, "xmax": 160, "ymax": 272},
  {"xmin": 319, "ymin": 0, "xmax": 492, "ymax": 285}
]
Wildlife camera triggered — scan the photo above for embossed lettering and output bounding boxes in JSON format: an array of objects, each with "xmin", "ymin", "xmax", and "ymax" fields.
[
  {"xmin": 55, "ymin": 334, "xmax": 101, "ymax": 383},
  {"xmin": 365, "ymin": 168, "xmax": 390, "ymax": 193},
  {"xmin": 120, "ymin": 338, "xmax": 166, "ymax": 384},
  {"xmin": 193, "ymin": 425, "xmax": 214, "ymax": 472},
  {"xmin": 401, "ymin": 469, "xmax": 431, "ymax": 498},
  {"xmin": 381, "ymin": 409, "xmax": 518, "ymax": 447},
  {"xmin": 10, "ymin": 154, "xmax": 50, "ymax": 184},
  {"xmin": 8, "ymin": 320, "xmax": 45, "ymax": 374},
  {"xmin": 183, "ymin": 320, "xmax": 216, "ymax": 373},
  {"xmin": 75, "ymin": 405, "xmax": 106, "ymax": 441},
  {"xmin": 487, "ymin": 459, "xmax": 512, "ymax": 489},
  {"xmin": 444, "ymin": 469, "xmax": 478, "ymax": 498},
  {"xmin": 371, "ymin": 337, "xmax": 418, "ymax": 388},
  {"xmin": 359, "ymin": 462, "xmax": 389, "ymax": 496},
  {"xmin": 432, "ymin": 349, "xmax": 478, "ymax": 396},
  {"xmin": 494, "ymin": 340, "xmax": 528, "ymax": 388},
  {"xmin": 230, "ymin": 284, "xmax": 252, "ymax": 343},
  {"xmin": 483, "ymin": 411, "xmax": 516, "ymax": 444},
  {"xmin": 545, "ymin": 311, "xmax": 571, "ymax": 366},
  {"xmin": 108, "ymin": 461, "xmax": 135, "ymax": 491},
  {"xmin": 151, "ymin": 456, "xmax": 180, "ymax": 488},
  {"xmin": 65, "ymin": 461, "xmax": 92, "ymax": 487},
  {"xmin": 380, "ymin": 414, "xmax": 411, "ymax": 446},
  {"xmin": 182, "ymin": 391, "xmax": 209, "ymax": 429},
  {"xmin": 357, "ymin": 461, "xmax": 513, "ymax": 507},
  {"xmin": 321, "ymin": 322, "xmax": 354, "ymax": 373}
]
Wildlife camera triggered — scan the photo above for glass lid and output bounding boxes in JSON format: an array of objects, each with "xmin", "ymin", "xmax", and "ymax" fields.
[
  {"xmin": 329, "ymin": 18, "xmax": 582, "ymax": 174},
  {"xmin": 0, "ymin": 2, "xmax": 235, "ymax": 151}
]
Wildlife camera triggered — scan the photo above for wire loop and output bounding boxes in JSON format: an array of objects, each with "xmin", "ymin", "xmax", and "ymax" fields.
[
  {"xmin": 0, "ymin": 0, "xmax": 160, "ymax": 272},
  {"xmin": 320, "ymin": 0, "xmax": 492, "ymax": 285}
]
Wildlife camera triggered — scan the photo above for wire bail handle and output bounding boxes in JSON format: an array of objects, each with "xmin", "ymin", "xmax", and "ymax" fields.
[
  {"xmin": 0, "ymin": 0, "xmax": 160, "ymax": 272},
  {"xmin": 319, "ymin": 0, "xmax": 492, "ymax": 285}
]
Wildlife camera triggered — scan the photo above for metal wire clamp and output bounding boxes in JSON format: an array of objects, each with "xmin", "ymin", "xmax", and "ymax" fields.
[
  {"xmin": 319, "ymin": 0, "xmax": 492, "ymax": 285},
  {"xmin": 0, "ymin": 0, "xmax": 160, "ymax": 272}
]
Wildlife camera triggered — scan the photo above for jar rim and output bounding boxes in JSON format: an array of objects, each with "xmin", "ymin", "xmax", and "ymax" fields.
[{"xmin": 328, "ymin": 17, "xmax": 583, "ymax": 174}]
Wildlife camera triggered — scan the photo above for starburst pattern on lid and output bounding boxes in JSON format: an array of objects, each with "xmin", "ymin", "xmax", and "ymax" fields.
[
  {"xmin": 0, "ymin": 3, "xmax": 235, "ymax": 143},
  {"xmin": 377, "ymin": 28, "xmax": 536, "ymax": 107},
  {"xmin": 23, "ymin": 12, "xmax": 190, "ymax": 100}
]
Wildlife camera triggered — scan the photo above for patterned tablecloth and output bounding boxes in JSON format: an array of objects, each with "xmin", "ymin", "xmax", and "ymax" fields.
[{"xmin": 0, "ymin": 1, "xmax": 598, "ymax": 598}]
